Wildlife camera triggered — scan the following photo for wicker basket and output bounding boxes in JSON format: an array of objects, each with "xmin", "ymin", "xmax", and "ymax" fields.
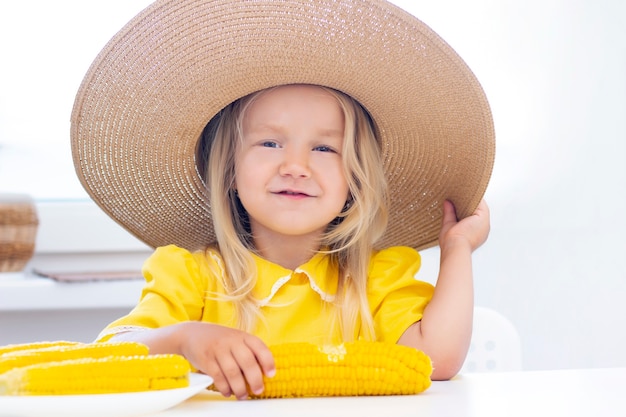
[{"xmin": 0, "ymin": 194, "xmax": 39, "ymax": 272}]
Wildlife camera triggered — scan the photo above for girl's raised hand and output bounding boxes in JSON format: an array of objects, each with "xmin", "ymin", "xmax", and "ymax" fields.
[
  {"xmin": 177, "ymin": 322, "xmax": 275, "ymax": 400},
  {"xmin": 439, "ymin": 199, "xmax": 490, "ymax": 253}
]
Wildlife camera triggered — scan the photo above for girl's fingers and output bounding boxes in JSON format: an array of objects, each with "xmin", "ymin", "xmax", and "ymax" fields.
[
  {"xmin": 232, "ymin": 344, "xmax": 266, "ymax": 396},
  {"xmin": 216, "ymin": 352, "xmax": 249, "ymax": 400},
  {"xmin": 444, "ymin": 200, "xmax": 458, "ymax": 222},
  {"xmin": 439, "ymin": 200, "xmax": 458, "ymax": 237},
  {"xmin": 200, "ymin": 355, "xmax": 232, "ymax": 398},
  {"xmin": 245, "ymin": 336, "xmax": 276, "ymax": 378}
]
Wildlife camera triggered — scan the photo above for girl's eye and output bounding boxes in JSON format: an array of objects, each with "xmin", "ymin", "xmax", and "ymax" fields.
[
  {"xmin": 261, "ymin": 141, "xmax": 279, "ymax": 148},
  {"xmin": 313, "ymin": 145, "xmax": 336, "ymax": 153}
]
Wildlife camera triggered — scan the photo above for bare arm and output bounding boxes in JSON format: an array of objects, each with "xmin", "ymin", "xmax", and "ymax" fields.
[
  {"xmin": 109, "ymin": 322, "xmax": 275, "ymax": 400},
  {"xmin": 398, "ymin": 199, "xmax": 490, "ymax": 380}
]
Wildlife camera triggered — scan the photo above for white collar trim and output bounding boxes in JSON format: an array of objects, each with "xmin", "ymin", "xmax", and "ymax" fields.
[{"xmin": 257, "ymin": 268, "xmax": 335, "ymax": 307}]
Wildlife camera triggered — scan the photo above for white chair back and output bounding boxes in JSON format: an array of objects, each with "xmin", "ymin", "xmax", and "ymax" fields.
[{"xmin": 461, "ymin": 306, "xmax": 522, "ymax": 373}]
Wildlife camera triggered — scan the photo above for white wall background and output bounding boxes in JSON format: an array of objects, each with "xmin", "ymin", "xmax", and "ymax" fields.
[
  {"xmin": 1, "ymin": 1, "xmax": 625, "ymax": 371},
  {"xmin": 400, "ymin": 0, "xmax": 626, "ymax": 371}
]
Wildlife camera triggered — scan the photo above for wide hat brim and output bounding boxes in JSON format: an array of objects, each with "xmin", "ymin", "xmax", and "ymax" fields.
[{"xmin": 71, "ymin": 0, "xmax": 495, "ymax": 252}]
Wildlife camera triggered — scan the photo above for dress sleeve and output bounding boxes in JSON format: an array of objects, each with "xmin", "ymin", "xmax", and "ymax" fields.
[
  {"xmin": 96, "ymin": 245, "xmax": 208, "ymax": 341},
  {"xmin": 367, "ymin": 246, "xmax": 435, "ymax": 343}
]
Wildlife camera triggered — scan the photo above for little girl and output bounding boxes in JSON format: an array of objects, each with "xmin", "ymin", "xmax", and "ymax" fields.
[{"xmin": 72, "ymin": 0, "xmax": 494, "ymax": 401}]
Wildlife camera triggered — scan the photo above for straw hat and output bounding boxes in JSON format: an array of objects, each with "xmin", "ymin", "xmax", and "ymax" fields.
[{"xmin": 71, "ymin": 0, "xmax": 495, "ymax": 252}]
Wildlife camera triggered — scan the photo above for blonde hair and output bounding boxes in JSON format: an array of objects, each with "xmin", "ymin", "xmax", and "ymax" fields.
[{"xmin": 198, "ymin": 84, "xmax": 389, "ymax": 340}]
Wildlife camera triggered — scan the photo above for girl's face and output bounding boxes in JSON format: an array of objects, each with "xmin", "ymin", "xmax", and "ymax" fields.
[{"xmin": 234, "ymin": 84, "xmax": 349, "ymax": 246}]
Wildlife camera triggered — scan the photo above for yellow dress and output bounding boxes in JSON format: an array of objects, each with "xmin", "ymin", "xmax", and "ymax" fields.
[{"xmin": 97, "ymin": 245, "xmax": 434, "ymax": 345}]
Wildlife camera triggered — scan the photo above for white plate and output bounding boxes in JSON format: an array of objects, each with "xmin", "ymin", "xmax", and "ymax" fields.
[{"xmin": 0, "ymin": 373, "xmax": 213, "ymax": 417}]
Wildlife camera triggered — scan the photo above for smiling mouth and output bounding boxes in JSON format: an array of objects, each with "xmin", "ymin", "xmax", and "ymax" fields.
[{"xmin": 276, "ymin": 190, "xmax": 311, "ymax": 197}]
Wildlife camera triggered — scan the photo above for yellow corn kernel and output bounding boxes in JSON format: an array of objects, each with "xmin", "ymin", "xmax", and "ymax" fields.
[
  {"xmin": 208, "ymin": 341, "xmax": 432, "ymax": 398},
  {"xmin": 0, "ymin": 354, "xmax": 190, "ymax": 395},
  {"xmin": 0, "ymin": 341, "xmax": 149, "ymax": 374},
  {"xmin": 0, "ymin": 341, "xmax": 82, "ymax": 356}
]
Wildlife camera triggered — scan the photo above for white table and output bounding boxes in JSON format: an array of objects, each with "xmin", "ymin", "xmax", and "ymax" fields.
[{"xmin": 158, "ymin": 367, "xmax": 626, "ymax": 417}]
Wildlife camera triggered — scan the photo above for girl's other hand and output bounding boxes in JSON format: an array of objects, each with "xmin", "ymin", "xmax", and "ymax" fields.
[
  {"xmin": 177, "ymin": 322, "xmax": 275, "ymax": 400},
  {"xmin": 439, "ymin": 199, "xmax": 490, "ymax": 253}
]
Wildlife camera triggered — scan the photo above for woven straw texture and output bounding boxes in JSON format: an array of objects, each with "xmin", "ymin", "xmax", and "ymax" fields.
[
  {"xmin": 0, "ymin": 195, "xmax": 38, "ymax": 272},
  {"xmin": 71, "ymin": 0, "xmax": 495, "ymax": 252}
]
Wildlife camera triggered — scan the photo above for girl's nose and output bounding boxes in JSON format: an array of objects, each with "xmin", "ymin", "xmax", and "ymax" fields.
[{"xmin": 278, "ymin": 148, "xmax": 311, "ymax": 178}]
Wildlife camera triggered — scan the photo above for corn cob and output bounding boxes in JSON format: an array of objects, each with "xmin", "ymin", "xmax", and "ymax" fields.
[
  {"xmin": 0, "ymin": 340, "xmax": 82, "ymax": 356},
  {"xmin": 0, "ymin": 354, "xmax": 191, "ymax": 395},
  {"xmin": 0, "ymin": 341, "xmax": 149, "ymax": 374},
  {"xmin": 209, "ymin": 341, "xmax": 432, "ymax": 398}
]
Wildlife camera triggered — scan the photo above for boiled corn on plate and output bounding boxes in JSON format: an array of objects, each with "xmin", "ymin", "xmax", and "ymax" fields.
[
  {"xmin": 0, "ymin": 341, "xmax": 190, "ymax": 396},
  {"xmin": 0, "ymin": 340, "xmax": 80, "ymax": 356},
  {"xmin": 0, "ymin": 340, "xmax": 149, "ymax": 374}
]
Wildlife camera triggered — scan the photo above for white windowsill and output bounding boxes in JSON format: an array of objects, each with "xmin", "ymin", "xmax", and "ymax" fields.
[{"xmin": 0, "ymin": 272, "xmax": 143, "ymax": 312}]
